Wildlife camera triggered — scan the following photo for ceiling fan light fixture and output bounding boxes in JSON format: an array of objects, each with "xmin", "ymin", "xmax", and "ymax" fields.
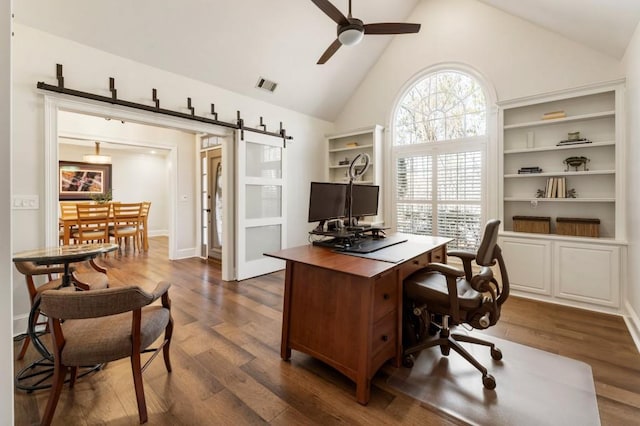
[
  {"xmin": 83, "ymin": 141, "xmax": 111, "ymax": 164},
  {"xmin": 338, "ymin": 26, "xmax": 364, "ymax": 46}
]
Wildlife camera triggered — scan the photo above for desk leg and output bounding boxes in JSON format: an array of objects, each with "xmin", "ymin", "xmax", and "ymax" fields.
[{"xmin": 280, "ymin": 261, "xmax": 293, "ymax": 361}]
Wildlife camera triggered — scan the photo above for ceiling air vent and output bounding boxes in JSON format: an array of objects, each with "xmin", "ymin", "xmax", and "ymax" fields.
[{"xmin": 256, "ymin": 77, "xmax": 278, "ymax": 93}]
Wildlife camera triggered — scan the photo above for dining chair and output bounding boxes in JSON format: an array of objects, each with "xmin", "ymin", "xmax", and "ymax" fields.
[
  {"xmin": 38, "ymin": 282, "xmax": 173, "ymax": 425},
  {"xmin": 109, "ymin": 202, "xmax": 142, "ymax": 252},
  {"xmin": 59, "ymin": 202, "xmax": 79, "ymax": 245},
  {"xmin": 13, "ymin": 260, "xmax": 109, "ymax": 360},
  {"xmin": 73, "ymin": 203, "xmax": 111, "ymax": 244},
  {"xmin": 138, "ymin": 201, "xmax": 152, "ymax": 251}
]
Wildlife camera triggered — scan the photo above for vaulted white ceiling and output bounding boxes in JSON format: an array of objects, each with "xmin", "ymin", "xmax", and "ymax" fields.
[{"xmin": 13, "ymin": 0, "xmax": 640, "ymax": 122}]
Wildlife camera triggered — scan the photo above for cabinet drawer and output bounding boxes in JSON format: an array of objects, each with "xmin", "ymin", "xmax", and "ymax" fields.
[
  {"xmin": 371, "ymin": 311, "xmax": 396, "ymax": 358},
  {"xmin": 373, "ymin": 273, "xmax": 397, "ymax": 320}
]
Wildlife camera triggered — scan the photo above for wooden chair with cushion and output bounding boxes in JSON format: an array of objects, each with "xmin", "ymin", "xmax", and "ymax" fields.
[
  {"xmin": 138, "ymin": 201, "xmax": 152, "ymax": 251},
  {"xmin": 402, "ymin": 219, "xmax": 510, "ymax": 389},
  {"xmin": 38, "ymin": 282, "xmax": 174, "ymax": 425},
  {"xmin": 13, "ymin": 260, "xmax": 109, "ymax": 360},
  {"xmin": 109, "ymin": 202, "xmax": 142, "ymax": 252},
  {"xmin": 73, "ymin": 203, "xmax": 111, "ymax": 244}
]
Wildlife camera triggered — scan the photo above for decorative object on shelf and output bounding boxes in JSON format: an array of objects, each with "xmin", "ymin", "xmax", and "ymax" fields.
[
  {"xmin": 513, "ymin": 216, "xmax": 551, "ymax": 234},
  {"xmin": 339, "ymin": 158, "xmax": 350, "ymax": 165},
  {"xmin": 542, "ymin": 110, "xmax": 566, "ymax": 120},
  {"xmin": 526, "ymin": 131, "xmax": 535, "ymax": 148},
  {"xmin": 345, "ymin": 142, "xmax": 358, "ymax": 148},
  {"xmin": 556, "ymin": 217, "xmax": 600, "ymax": 237},
  {"xmin": 566, "ymin": 188, "xmax": 577, "ymax": 198},
  {"xmin": 563, "ymin": 156, "xmax": 590, "ymax": 171},
  {"xmin": 536, "ymin": 189, "xmax": 545, "ymax": 198},
  {"xmin": 557, "ymin": 131, "xmax": 592, "ymax": 146},
  {"xmin": 518, "ymin": 166, "xmax": 542, "ymax": 174}
]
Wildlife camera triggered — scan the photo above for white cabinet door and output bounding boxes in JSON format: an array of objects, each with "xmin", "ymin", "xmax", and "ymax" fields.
[
  {"xmin": 554, "ymin": 241, "xmax": 620, "ymax": 307},
  {"xmin": 500, "ymin": 237, "xmax": 552, "ymax": 295}
]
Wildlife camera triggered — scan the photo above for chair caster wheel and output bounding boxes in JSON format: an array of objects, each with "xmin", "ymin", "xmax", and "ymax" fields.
[
  {"xmin": 440, "ymin": 345, "xmax": 450, "ymax": 356},
  {"xmin": 402, "ymin": 355, "xmax": 414, "ymax": 368},
  {"xmin": 482, "ymin": 374, "xmax": 496, "ymax": 390},
  {"xmin": 491, "ymin": 347, "xmax": 503, "ymax": 360}
]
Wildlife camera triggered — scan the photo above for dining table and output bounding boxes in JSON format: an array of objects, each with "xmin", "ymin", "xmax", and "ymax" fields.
[{"xmin": 12, "ymin": 242, "xmax": 118, "ymax": 391}]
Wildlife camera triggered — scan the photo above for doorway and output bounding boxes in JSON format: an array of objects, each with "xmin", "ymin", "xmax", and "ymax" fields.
[{"xmin": 200, "ymin": 146, "xmax": 223, "ymax": 261}]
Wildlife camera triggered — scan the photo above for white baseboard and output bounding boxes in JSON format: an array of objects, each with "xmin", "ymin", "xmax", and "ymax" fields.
[
  {"xmin": 624, "ymin": 301, "xmax": 640, "ymax": 354},
  {"xmin": 13, "ymin": 313, "xmax": 28, "ymax": 338},
  {"xmin": 175, "ymin": 247, "xmax": 198, "ymax": 259},
  {"xmin": 148, "ymin": 229, "xmax": 168, "ymax": 237}
]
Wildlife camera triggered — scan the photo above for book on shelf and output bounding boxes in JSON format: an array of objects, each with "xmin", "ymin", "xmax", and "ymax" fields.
[
  {"xmin": 543, "ymin": 177, "xmax": 567, "ymax": 198},
  {"xmin": 345, "ymin": 142, "xmax": 358, "ymax": 148},
  {"xmin": 542, "ymin": 110, "xmax": 566, "ymax": 120},
  {"xmin": 518, "ymin": 166, "xmax": 543, "ymax": 174}
]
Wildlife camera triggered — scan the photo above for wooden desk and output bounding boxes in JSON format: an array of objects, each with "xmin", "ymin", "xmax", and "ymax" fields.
[{"xmin": 266, "ymin": 234, "xmax": 451, "ymax": 405}]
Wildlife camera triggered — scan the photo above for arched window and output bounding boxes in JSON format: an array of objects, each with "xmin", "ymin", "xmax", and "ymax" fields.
[{"xmin": 392, "ymin": 69, "xmax": 487, "ymax": 250}]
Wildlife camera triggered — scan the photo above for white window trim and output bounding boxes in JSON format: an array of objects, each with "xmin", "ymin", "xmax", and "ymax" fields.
[{"xmin": 387, "ymin": 63, "xmax": 499, "ymax": 246}]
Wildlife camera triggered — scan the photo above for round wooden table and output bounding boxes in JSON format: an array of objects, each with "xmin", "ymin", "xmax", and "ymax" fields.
[{"xmin": 12, "ymin": 243, "xmax": 118, "ymax": 391}]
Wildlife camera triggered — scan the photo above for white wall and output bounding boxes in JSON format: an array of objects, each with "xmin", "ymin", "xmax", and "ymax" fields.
[
  {"xmin": 1, "ymin": 1, "xmax": 14, "ymax": 423},
  {"xmin": 59, "ymin": 142, "xmax": 171, "ymax": 237},
  {"xmin": 11, "ymin": 24, "xmax": 333, "ymax": 338},
  {"xmin": 623, "ymin": 21, "xmax": 640, "ymax": 345},
  {"xmin": 334, "ymin": 0, "xmax": 623, "ymax": 132}
]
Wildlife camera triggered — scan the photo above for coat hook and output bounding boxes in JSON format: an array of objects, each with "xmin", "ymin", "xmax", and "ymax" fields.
[
  {"xmin": 259, "ymin": 117, "xmax": 267, "ymax": 131},
  {"xmin": 210, "ymin": 104, "xmax": 218, "ymax": 121},
  {"xmin": 109, "ymin": 77, "xmax": 117, "ymax": 100},
  {"xmin": 152, "ymin": 88, "xmax": 160, "ymax": 109},
  {"xmin": 56, "ymin": 64, "xmax": 64, "ymax": 88},
  {"xmin": 187, "ymin": 98, "xmax": 195, "ymax": 116}
]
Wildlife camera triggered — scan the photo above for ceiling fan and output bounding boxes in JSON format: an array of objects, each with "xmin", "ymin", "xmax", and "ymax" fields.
[{"xmin": 311, "ymin": 0, "xmax": 421, "ymax": 64}]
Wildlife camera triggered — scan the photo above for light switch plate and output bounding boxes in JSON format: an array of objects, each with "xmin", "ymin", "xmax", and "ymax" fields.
[{"xmin": 12, "ymin": 195, "xmax": 39, "ymax": 210}]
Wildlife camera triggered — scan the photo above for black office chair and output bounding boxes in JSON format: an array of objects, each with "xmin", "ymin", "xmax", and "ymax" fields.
[{"xmin": 402, "ymin": 219, "xmax": 509, "ymax": 389}]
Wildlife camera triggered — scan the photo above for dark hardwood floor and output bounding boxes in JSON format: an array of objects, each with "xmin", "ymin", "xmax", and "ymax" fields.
[{"xmin": 13, "ymin": 237, "xmax": 640, "ymax": 425}]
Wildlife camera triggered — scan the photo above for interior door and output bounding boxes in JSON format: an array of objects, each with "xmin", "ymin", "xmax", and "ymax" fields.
[{"xmin": 235, "ymin": 131, "xmax": 286, "ymax": 280}]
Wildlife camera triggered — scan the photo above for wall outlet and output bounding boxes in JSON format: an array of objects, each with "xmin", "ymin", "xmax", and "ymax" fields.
[{"xmin": 12, "ymin": 195, "xmax": 39, "ymax": 210}]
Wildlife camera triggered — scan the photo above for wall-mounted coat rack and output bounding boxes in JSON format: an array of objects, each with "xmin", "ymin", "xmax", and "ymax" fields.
[{"xmin": 36, "ymin": 64, "xmax": 293, "ymax": 144}]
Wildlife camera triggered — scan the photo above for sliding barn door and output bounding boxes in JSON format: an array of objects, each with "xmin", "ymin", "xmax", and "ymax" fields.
[{"xmin": 235, "ymin": 131, "xmax": 286, "ymax": 280}]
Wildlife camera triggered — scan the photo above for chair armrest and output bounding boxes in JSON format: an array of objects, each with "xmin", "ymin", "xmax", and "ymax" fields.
[
  {"xmin": 88, "ymin": 258, "xmax": 107, "ymax": 274},
  {"xmin": 447, "ymin": 250, "xmax": 476, "ymax": 261},
  {"xmin": 447, "ymin": 250, "xmax": 477, "ymax": 280},
  {"xmin": 148, "ymin": 281, "xmax": 171, "ymax": 301},
  {"xmin": 425, "ymin": 262, "xmax": 465, "ymax": 278}
]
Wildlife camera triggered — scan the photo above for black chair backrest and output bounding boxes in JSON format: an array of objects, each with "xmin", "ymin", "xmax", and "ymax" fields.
[{"xmin": 475, "ymin": 219, "xmax": 500, "ymax": 266}]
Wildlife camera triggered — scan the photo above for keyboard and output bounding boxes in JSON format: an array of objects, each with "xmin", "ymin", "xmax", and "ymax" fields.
[{"xmin": 338, "ymin": 235, "xmax": 408, "ymax": 254}]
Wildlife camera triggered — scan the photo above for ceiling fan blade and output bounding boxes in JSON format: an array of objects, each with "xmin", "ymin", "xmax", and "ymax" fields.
[
  {"xmin": 363, "ymin": 23, "xmax": 421, "ymax": 35},
  {"xmin": 317, "ymin": 39, "xmax": 342, "ymax": 64},
  {"xmin": 311, "ymin": 0, "xmax": 349, "ymax": 25}
]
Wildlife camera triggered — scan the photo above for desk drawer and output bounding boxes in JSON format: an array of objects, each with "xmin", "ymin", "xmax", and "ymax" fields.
[
  {"xmin": 431, "ymin": 245, "xmax": 446, "ymax": 263},
  {"xmin": 370, "ymin": 311, "xmax": 397, "ymax": 374},
  {"xmin": 401, "ymin": 252, "xmax": 431, "ymax": 280},
  {"xmin": 373, "ymin": 273, "xmax": 397, "ymax": 321}
]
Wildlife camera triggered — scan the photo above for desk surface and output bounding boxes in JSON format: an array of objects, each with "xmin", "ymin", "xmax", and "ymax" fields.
[
  {"xmin": 266, "ymin": 233, "xmax": 452, "ymax": 278},
  {"xmin": 13, "ymin": 243, "xmax": 118, "ymax": 264}
]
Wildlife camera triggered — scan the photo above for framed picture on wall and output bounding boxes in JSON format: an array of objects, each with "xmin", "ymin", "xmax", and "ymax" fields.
[{"xmin": 59, "ymin": 161, "xmax": 112, "ymax": 200}]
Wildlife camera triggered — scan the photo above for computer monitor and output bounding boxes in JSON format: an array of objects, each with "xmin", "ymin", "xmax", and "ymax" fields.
[
  {"xmin": 350, "ymin": 184, "xmax": 379, "ymax": 218},
  {"xmin": 308, "ymin": 182, "xmax": 348, "ymax": 226}
]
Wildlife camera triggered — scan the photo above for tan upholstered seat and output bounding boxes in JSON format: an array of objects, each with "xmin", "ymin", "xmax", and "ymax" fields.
[{"xmin": 39, "ymin": 282, "xmax": 173, "ymax": 425}]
